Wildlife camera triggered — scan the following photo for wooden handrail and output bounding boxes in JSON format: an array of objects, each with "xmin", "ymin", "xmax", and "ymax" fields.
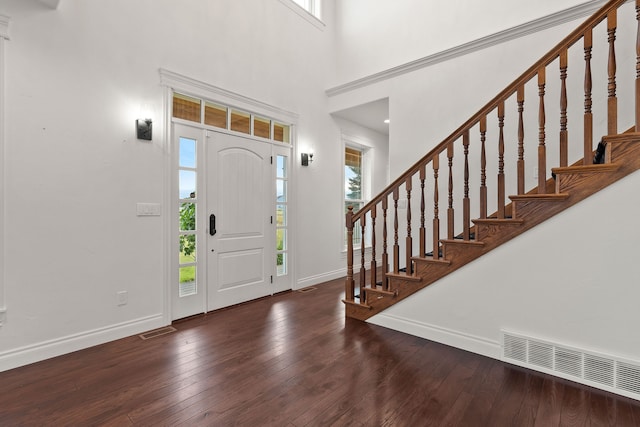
[{"xmin": 349, "ymin": 0, "xmax": 630, "ymax": 225}]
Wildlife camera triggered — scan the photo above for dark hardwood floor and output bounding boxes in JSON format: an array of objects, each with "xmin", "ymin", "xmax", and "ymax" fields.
[{"xmin": 1, "ymin": 278, "xmax": 640, "ymax": 426}]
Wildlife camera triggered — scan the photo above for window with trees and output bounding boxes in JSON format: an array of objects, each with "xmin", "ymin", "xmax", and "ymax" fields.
[
  {"xmin": 345, "ymin": 146, "xmax": 365, "ymax": 247},
  {"xmin": 178, "ymin": 137, "xmax": 197, "ymax": 297}
]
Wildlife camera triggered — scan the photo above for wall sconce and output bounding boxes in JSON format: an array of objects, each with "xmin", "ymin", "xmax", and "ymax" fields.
[
  {"xmin": 301, "ymin": 152, "xmax": 314, "ymax": 166},
  {"xmin": 136, "ymin": 118, "xmax": 153, "ymax": 141}
]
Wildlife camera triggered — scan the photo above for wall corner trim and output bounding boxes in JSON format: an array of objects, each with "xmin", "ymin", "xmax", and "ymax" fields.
[{"xmin": 326, "ymin": 0, "xmax": 610, "ymax": 97}]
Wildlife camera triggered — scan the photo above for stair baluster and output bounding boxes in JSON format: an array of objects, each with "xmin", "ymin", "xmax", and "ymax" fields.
[
  {"xmin": 538, "ymin": 68, "xmax": 547, "ymax": 192},
  {"xmin": 345, "ymin": 206, "xmax": 354, "ymax": 302},
  {"xmin": 433, "ymin": 154, "xmax": 440, "ymax": 260},
  {"xmin": 447, "ymin": 143, "xmax": 455, "ymax": 239},
  {"xmin": 498, "ymin": 102, "xmax": 506, "ymax": 217},
  {"xmin": 463, "ymin": 131, "xmax": 471, "ymax": 240},
  {"xmin": 406, "ymin": 177, "xmax": 413, "ymax": 274},
  {"xmin": 360, "ymin": 214, "xmax": 366, "ymax": 302},
  {"xmin": 517, "ymin": 87, "xmax": 526, "ymax": 194},
  {"xmin": 609, "ymin": 10, "xmax": 618, "ymax": 135},
  {"xmin": 419, "ymin": 165, "xmax": 426, "ymax": 257},
  {"xmin": 560, "ymin": 49, "xmax": 569, "ymax": 167},
  {"xmin": 382, "ymin": 196, "xmax": 389, "ymax": 291},
  {"xmin": 584, "ymin": 28, "xmax": 593, "ymax": 165},
  {"xmin": 480, "ymin": 116, "xmax": 488, "ymax": 218},
  {"xmin": 370, "ymin": 205, "xmax": 377, "ymax": 289},
  {"xmin": 393, "ymin": 188, "xmax": 400, "ymax": 274}
]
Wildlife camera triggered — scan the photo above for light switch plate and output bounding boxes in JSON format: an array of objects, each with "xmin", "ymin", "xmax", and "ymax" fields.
[{"xmin": 136, "ymin": 203, "xmax": 161, "ymax": 216}]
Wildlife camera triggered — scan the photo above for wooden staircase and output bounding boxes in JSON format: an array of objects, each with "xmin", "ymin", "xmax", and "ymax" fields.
[{"xmin": 343, "ymin": 0, "xmax": 640, "ymax": 321}]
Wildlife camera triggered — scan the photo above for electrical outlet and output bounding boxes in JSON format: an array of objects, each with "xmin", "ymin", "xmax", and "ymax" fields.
[
  {"xmin": 533, "ymin": 167, "xmax": 538, "ymax": 180},
  {"xmin": 116, "ymin": 291, "xmax": 128, "ymax": 306}
]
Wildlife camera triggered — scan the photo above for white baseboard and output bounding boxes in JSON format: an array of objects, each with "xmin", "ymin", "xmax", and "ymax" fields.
[
  {"xmin": 0, "ymin": 314, "xmax": 165, "ymax": 372},
  {"xmin": 368, "ymin": 313, "xmax": 501, "ymax": 360},
  {"xmin": 296, "ymin": 268, "xmax": 346, "ymax": 289}
]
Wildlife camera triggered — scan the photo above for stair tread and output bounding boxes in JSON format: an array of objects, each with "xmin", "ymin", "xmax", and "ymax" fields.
[
  {"xmin": 509, "ymin": 193, "xmax": 570, "ymax": 202},
  {"xmin": 366, "ymin": 288, "xmax": 397, "ymax": 297},
  {"xmin": 342, "ymin": 299, "xmax": 372, "ymax": 310},
  {"xmin": 472, "ymin": 218, "xmax": 525, "ymax": 225},
  {"xmin": 412, "ymin": 256, "xmax": 451, "ymax": 265},
  {"xmin": 552, "ymin": 164, "xmax": 620, "ymax": 174},
  {"xmin": 386, "ymin": 272, "xmax": 422, "ymax": 282},
  {"xmin": 604, "ymin": 131, "xmax": 640, "ymax": 143},
  {"xmin": 440, "ymin": 239, "xmax": 485, "ymax": 246}
]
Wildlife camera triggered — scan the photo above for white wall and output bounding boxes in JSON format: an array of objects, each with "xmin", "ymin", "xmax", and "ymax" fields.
[
  {"xmin": 0, "ymin": 0, "xmax": 357, "ymax": 371},
  {"xmin": 333, "ymin": 0, "xmax": 595, "ymax": 85}
]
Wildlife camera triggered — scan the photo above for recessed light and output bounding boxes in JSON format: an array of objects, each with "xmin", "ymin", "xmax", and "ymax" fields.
[{"xmin": 384, "ymin": 119, "xmax": 390, "ymax": 124}]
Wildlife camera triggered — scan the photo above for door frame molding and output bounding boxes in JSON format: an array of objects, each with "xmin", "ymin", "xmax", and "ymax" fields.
[{"xmin": 160, "ymin": 69, "xmax": 298, "ymax": 323}]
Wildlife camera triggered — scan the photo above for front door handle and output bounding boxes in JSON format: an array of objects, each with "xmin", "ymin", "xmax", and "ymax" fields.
[{"xmin": 209, "ymin": 214, "xmax": 216, "ymax": 236}]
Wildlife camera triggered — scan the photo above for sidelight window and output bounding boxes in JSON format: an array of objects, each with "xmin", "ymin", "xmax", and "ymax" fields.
[
  {"xmin": 276, "ymin": 155, "xmax": 289, "ymax": 276},
  {"xmin": 178, "ymin": 137, "xmax": 197, "ymax": 297}
]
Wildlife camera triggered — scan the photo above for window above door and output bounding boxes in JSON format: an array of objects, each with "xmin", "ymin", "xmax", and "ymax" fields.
[{"xmin": 172, "ymin": 93, "xmax": 292, "ymax": 144}]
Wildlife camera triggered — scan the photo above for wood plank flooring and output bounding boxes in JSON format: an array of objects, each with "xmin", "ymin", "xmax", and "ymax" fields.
[{"xmin": 1, "ymin": 278, "xmax": 640, "ymax": 426}]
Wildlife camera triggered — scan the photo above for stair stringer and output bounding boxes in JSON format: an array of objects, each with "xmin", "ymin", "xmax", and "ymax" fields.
[
  {"xmin": 346, "ymin": 134, "xmax": 640, "ymax": 322},
  {"xmin": 368, "ymin": 165, "xmax": 640, "ymax": 367}
]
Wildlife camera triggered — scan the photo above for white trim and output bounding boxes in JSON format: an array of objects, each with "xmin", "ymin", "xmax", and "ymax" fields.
[
  {"xmin": 159, "ymin": 69, "xmax": 299, "ymax": 124},
  {"xmin": 368, "ymin": 313, "xmax": 502, "ymax": 360},
  {"xmin": 297, "ymin": 268, "xmax": 346, "ymax": 289},
  {"xmin": 326, "ymin": 0, "xmax": 610, "ymax": 96},
  {"xmin": 277, "ymin": 0, "xmax": 325, "ymax": 31},
  {"xmin": 162, "ymin": 85, "xmax": 172, "ymax": 326},
  {"xmin": 0, "ymin": 314, "xmax": 165, "ymax": 372},
  {"xmin": 0, "ymin": 16, "xmax": 8, "ymax": 327}
]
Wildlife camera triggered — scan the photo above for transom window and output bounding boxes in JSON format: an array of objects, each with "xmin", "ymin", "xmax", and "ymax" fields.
[{"xmin": 172, "ymin": 93, "xmax": 291, "ymax": 144}]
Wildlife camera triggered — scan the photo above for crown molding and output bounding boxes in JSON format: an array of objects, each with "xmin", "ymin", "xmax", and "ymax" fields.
[
  {"xmin": 327, "ymin": 0, "xmax": 611, "ymax": 97},
  {"xmin": 159, "ymin": 68, "xmax": 299, "ymax": 123},
  {"xmin": 0, "ymin": 15, "xmax": 10, "ymax": 40}
]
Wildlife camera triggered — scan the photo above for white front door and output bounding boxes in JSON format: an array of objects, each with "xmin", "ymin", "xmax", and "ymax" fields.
[{"xmin": 206, "ymin": 131, "xmax": 273, "ymax": 310}]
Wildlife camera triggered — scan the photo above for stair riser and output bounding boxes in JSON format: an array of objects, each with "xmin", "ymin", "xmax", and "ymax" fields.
[
  {"xmin": 512, "ymin": 199, "xmax": 569, "ymax": 220},
  {"xmin": 474, "ymin": 222, "xmax": 524, "ymax": 243},
  {"xmin": 441, "ymin": 242, "xmax": 484, "ymax": 263}
]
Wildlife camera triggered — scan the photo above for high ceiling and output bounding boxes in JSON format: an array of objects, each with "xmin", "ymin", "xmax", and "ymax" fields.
[{"xmin": 332, "ymin": 98, "xmax": 389, "ymax": 136}]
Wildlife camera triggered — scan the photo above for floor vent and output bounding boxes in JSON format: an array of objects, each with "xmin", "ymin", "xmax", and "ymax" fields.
[
  {"xmin": 298, "ymin": 287, "xmax": 317, "ymax": 293},
  {"xmin": 139, "ymin": 326, "xmax": 177, "ymax": 340},
  {"xmin": 502, "ymin": 330, "xmax": 640, "ymax": 400}
]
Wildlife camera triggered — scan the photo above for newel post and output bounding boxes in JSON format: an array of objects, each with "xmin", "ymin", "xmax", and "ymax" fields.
[{"xmin": 345, "ymin": 206, "xmax": 355, "ymax": 301}]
